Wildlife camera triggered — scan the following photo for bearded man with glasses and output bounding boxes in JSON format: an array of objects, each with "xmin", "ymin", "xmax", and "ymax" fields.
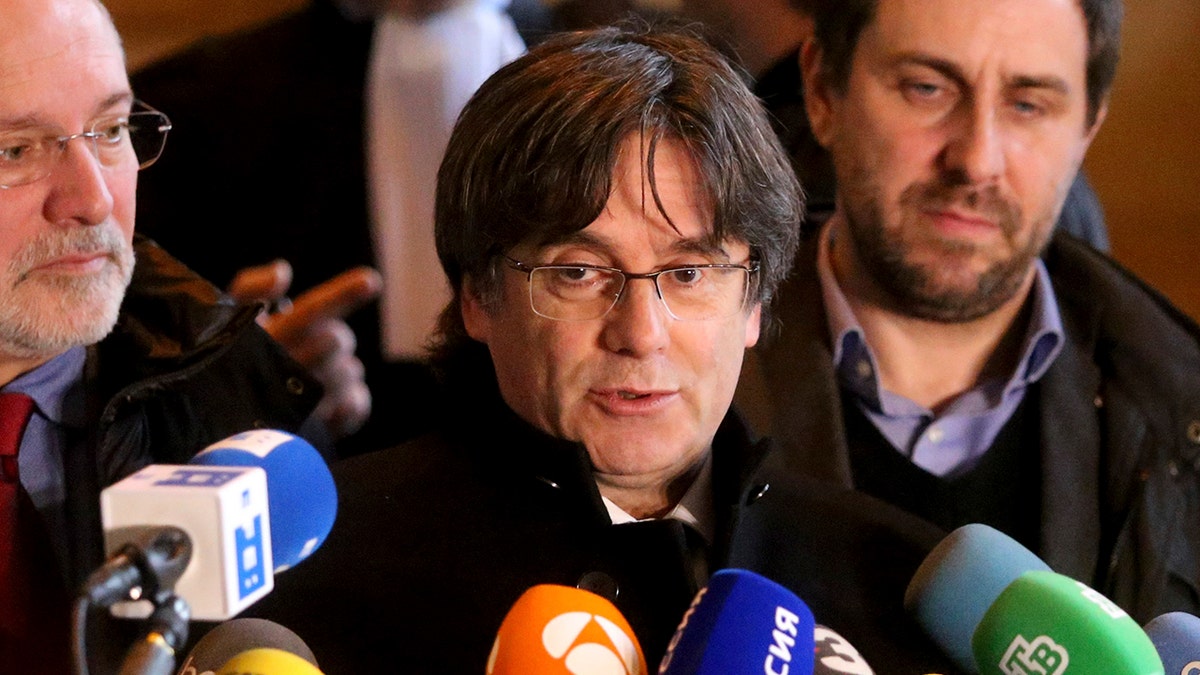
[
  {"xmin": 249, "ymin": 23, "xmax": 958, "ymax": 673},
  {"xmin": 0, "ymin": 1, "xmax": 322, "ymax": 672}
]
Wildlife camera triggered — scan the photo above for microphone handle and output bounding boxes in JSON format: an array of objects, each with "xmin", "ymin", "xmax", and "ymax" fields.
[
  {"xmin": 119, "ymin": 594, "xmax": 191, "ymax": 675},
  {"xmin": 119, "ymin": 634, "xmax": 177, "ymax": 675}
]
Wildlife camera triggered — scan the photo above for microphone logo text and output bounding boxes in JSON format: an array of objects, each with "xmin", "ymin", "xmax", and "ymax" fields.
[
  {"xmin": 999, "ymin": 635, "xmax": 1069, "ymax": 675},
  {"xmin": 235, "ymin": 514, "xmax": 267, "ymax": 599},
  {"xmin": 764, "ymin": 606, "xmax": 803, "ymax": 675}
]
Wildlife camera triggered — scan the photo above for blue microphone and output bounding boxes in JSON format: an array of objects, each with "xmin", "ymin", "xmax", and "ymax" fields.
[
  {"xmin": 905, "ymin": 523, "xmax": 1161, "ymax": 674},
  {"xmin": 191, "ymin": 429, "xmax": 337, "ymax": 572},
  {"xmin": 659, "ymin": 568, "xmax": 815, "ymax": 674},
  {"xmin": 904, "ymin": 523, "xmax": 1050, "ymax": 672},
  {"xmin": 1144, "ymin": 612, "xmax": 1200, "ymax": 674}
]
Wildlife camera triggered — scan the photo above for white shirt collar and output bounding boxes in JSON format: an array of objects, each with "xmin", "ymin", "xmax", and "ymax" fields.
[{"xmin": 600, "ymin": 452, "xmax": 714, "ymax": 544}]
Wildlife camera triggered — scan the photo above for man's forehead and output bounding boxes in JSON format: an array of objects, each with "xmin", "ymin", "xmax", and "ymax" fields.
[
  {"xmin": 863, "ymin": 0, "xmax": 1089, "ymax": 84},
  {"xmin": 0, "ymin": 0, "xmax": 122, "ymax": 77},
  {"xmin": 528, "ymin": 229, "xmax": 746, "ymax": 261},
  {"xmin": 0, "ymin": 0, "xmax": 126, "ymax": 119}
]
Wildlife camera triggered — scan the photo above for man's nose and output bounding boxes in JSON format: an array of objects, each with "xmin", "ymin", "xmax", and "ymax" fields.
[
  {"xmin": 940, "ymin": 104, "xmax": 1005, "ymax": 186},
  {"xmin": 43, "ymin": 137, "xmax": 114, "ymax": 226},
  {"xmin": 600, "ymin": 277, "xmax": 671, "ymax": 357}
]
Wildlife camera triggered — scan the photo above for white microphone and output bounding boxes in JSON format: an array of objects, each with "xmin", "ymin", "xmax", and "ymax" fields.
[
  {"xmin": 99, "ymin": 463, "xmax": 273, "ymax": 621},
  {"xmin": 813, "ymin": 625, "xmax": 874, "ymax": 675},
  {"xmin": 95, "ymin": 429, "xmax": 337, "ymax": 621}
]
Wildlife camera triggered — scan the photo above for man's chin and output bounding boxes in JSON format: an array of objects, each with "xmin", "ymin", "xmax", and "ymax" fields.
[{"xmin": 0, "ymin": 285, "xmax": 125, "ymax": 358}]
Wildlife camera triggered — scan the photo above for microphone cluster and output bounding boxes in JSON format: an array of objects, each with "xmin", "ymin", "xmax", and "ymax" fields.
[
  {"xmin": 75, "ymin": 430, "xmax": 1200, "ymax": 675},
  {"xmin": 73, "ymin": 429, "xmax": 336, "ymax": 675},
  {"xmin": 905, "ymin": 523, "xmax": 1165, "ymax": 674},
  {"xmin": 486, "ymin": 569, "xmax": 876, "ymax": 675},
  {"xmin": 484, "ymin": 523, "xmax": 1200, "ymax": 674}
]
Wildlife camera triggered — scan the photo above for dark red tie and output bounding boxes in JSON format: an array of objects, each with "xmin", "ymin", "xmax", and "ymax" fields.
[{"xmin": 0, "ymin": 392, "xmax": 70, "ymax": 672}]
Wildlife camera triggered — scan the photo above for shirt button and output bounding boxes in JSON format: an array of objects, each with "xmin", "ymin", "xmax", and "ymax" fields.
[
  {"xmin": 856, "ymin": 360, "xmax": 872, "ymax": 379},
  {"xmin": 927, "ymin": 427, "xmax": 945, "ymax": 443}
]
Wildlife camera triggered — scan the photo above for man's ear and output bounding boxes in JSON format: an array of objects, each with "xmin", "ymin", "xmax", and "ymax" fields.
[
  {"xmin": 460, "ymin": 279, "xmax": 491, "ymax": 344},
  {"xmin": 800, "ymin": 39, "xmax": 837, "ymax": 150},
  {"xmin": 1082, "ymin": 99, "xmax": 1109, "ymax": 150},
  {"xmin": 744, "ymin": 303, "xmax": 762, "ymax": 349}
]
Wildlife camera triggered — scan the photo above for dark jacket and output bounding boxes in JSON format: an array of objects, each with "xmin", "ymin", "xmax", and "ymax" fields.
[
  {"xmin": 75, "ymin": 236, "xmax": 322, "ymax": 674},
  {"xmin": 736, "ymin": 229, "xmax": 1200, "ymax": 623},
  {"xmin": 248, "ymin": 345, "xmax": 958, "ymax": 673}
]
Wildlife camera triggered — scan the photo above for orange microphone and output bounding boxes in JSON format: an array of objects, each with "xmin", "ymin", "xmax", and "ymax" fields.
[{"xmin": 486, "ymin": 584, "xmax": 648, "ymax": 675}]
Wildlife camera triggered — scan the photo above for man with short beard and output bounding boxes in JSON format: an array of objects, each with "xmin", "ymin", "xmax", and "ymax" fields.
[
  {"xmin": 0, "ymin": 0, "xmax": 321, "ymax": 671},
  {"xmin": 736, "ymin": 0, "xmax": 1200, "ymax": 623}
]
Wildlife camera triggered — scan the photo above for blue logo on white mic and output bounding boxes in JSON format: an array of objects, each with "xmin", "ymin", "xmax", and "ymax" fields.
[
  {"xmin": 153, "ymin": 468, "xmax": 269, "ymax": 599},
  {"xmin": 235, "ymin": 514, "xmax": 267, "ymax": 599},
  {"xmin": 154, "ymin": 468, "xmax": 242, "ymax": 488}
]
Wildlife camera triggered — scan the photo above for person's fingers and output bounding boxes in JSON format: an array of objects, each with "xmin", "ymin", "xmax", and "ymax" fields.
[
  {"xmin": 267, "ymin": 267, "xmax": 381, "ymax": 344},
  {"xmin": 311, "ymin": 354, "xmax": 372, "ymax": 438},
  {"xmin": 291, "ymin": 267, "xmax": 382, "ymax": 322},
  {"xmin": 277, "ymin": 319, "xmax": 357, "ymax": 371},
  {"xmin": 227, "ymin": 260, "xmax": 294, "ymax": 304}
]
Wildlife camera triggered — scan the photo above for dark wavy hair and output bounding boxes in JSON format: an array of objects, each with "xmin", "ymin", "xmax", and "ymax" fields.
[
  {"xmin": 431, "ymin": 22, "xmax": 804, "ymax": 362},
  {"xmin": 807, "ymin": 0, "xmax": 1122, "ymax": 127}
]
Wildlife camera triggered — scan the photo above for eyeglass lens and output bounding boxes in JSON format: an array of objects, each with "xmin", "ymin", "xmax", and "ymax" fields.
[
  {"xmin": 0, "ymin": 110, "xmax": 170, "ymax": 188},
  {"xmin": 528, "ymin": 266, "xmax": 750, "ymax": 321}
]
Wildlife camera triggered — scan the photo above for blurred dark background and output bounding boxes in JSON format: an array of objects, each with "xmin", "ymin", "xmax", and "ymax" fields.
[{"xmin": 108, "ymin": 0, "xmax": 1200, "ymax": 322}]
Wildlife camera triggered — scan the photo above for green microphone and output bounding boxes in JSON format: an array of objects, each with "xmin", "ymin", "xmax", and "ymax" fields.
[
  {"xmin": 907, "ymin": 524, "xmax": 1164, "ymax": 674},
  {"xmin": 972, "ymin": 570, "xmax": 1162, "ymax": 674}
]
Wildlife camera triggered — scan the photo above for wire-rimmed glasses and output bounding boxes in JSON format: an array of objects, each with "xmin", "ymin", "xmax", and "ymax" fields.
[
  {"xmin": 0, "ymin": 100, "xmax": 172, "ymax": 189},
  {"xmin": 504, "ymin": 255, "xmax": 759, "ymax": 322}
]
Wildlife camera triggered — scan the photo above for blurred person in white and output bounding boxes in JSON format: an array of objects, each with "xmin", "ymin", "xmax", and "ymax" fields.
[{"xmin": 132, "ymin": 0, "xmax": 529, "ymax": 455}]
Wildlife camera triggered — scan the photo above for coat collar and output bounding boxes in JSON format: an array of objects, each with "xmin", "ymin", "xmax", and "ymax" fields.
[
  {"xmin": 440, "ymin": 345, "xmax": 775, "ymax": 539},
  {"xmin": 738, "ymin": 231, "xmax": 853, "ymax": 485}
]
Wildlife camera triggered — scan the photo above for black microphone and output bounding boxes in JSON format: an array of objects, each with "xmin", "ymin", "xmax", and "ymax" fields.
[
  {"xmin": 175, "ymin": 618, "xmax": 318, "ymax": 675},
  {"xmin": 82, "ymin": 526, "xmax": 193, "ymax": 608},
  {"xmin": 118, "ymin": 594, "xmax": 191, "ymax": 675}
]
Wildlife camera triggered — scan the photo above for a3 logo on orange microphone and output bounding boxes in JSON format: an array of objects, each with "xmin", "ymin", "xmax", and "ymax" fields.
[{"xmin": 487, "ymin": 609, "xmax": 644, "ymax": 675}]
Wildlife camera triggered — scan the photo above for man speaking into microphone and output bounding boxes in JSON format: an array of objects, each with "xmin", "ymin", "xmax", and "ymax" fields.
[{"xmin": 251, "ymin": 22, "xmax": 956, "ymax": 673}]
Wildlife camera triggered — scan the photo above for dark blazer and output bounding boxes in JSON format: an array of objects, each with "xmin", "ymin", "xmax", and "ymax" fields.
[
  {"xmin": 247, "ymin": 346, "xmax": 959, "ymax": 673},
  {"xmin": 735, "ymin": 229, "xmax": 1200, "ymax": 623},
  {"xmin": 130, "ymin": 1, "xmax": 436, "ymax": 456}
]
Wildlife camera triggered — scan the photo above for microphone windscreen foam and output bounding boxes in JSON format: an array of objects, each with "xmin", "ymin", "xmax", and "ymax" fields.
[
  {"xmin": 1144, "ymin": 611, "xmax": 1200, "ymax": 674},
  {"xmin": 215, "ymin": 648, "xmax": 324, "ymax": 675},
  {"xmin": 904, "ymin": 524, "xmax": 1050, "ymax": 673},
  {"xmin": 192, "ymin": 429, "xmax": 336, "ymax": 571},
  {"xmin": 486, "ymin": 584, "xmax": 646, "ymax": 674},
  {"xmin": 176, "ymin": 618, "xmax": 316, "ymax": 675},
  {"xmin": 659, "ymin": 568, "xmax": 815, "ymax": 675}
]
